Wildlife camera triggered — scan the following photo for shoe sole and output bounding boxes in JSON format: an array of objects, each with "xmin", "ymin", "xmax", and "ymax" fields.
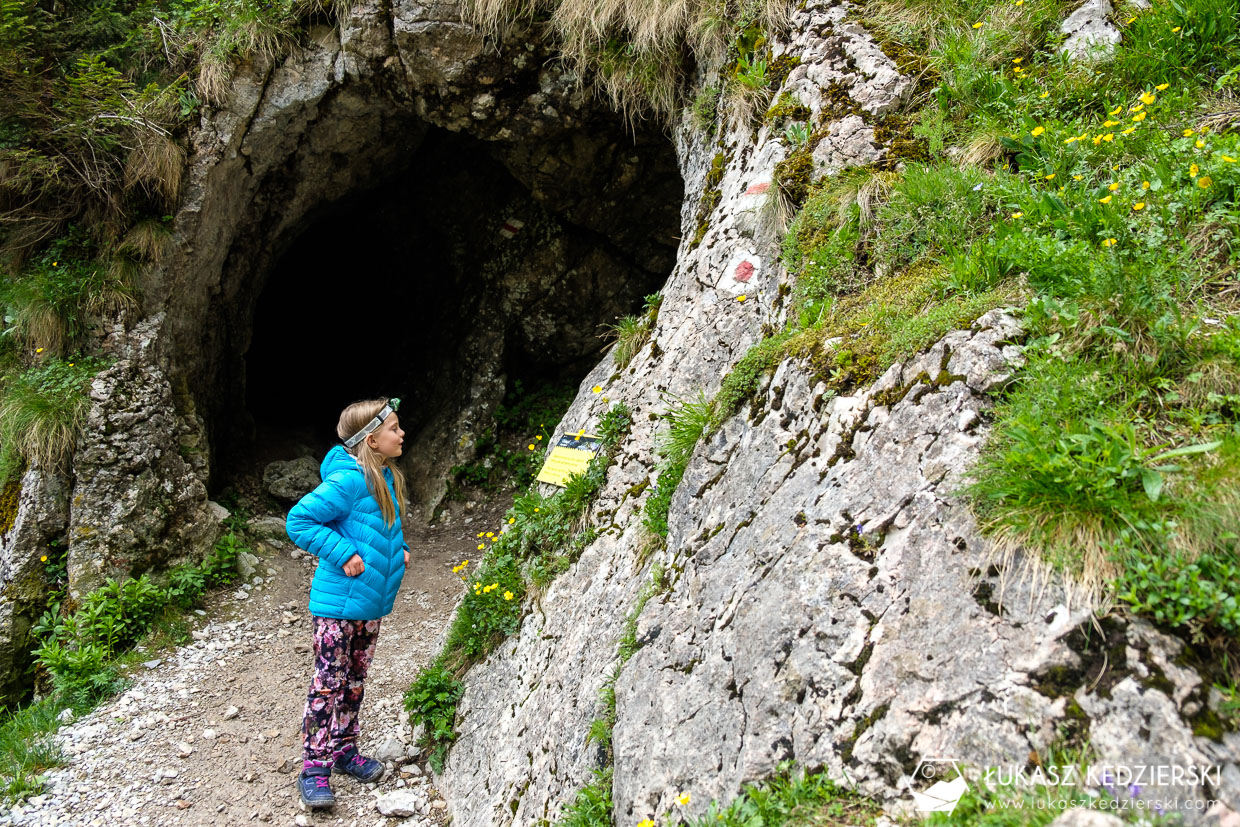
[{"xmin": 298, "ymin": 796, "xmax": 336, "ymax": 810}]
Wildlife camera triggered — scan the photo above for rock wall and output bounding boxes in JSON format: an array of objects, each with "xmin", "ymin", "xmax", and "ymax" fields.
[
  {"xmin": 67, "ymin": 316, "xmax": 220, "ymax": 596},
  {"xmin": 435, "ymin": 0, "xmax": 1240, "ymax": 824},
  {"xmin": 0, "ymin": 466, "xmax": 69, "ymax": 702}
]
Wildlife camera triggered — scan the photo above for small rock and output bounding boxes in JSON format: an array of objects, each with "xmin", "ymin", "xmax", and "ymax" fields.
[
  {"xmin": 373, "ymin": 735, "xmax": 404, "ymax": 763},
  {"xmin": 401, "ymin": 764, "xmax": 422, "ymax": 777},
  {"xmin": 176, "ymin": 742, "xmax": 193, "ymax": 758},
  {"xmin": 375, "ymin": 790, "xmax": 422, "ymax": 818},
  {"xmin": 142, "ymin": 659, "xmax": 162, "ymax": 669},
  {"xmin": 223, "ymin": 706, "xmax": 240, "ymax": 720},
  {"xmin": 432, "ymin": 799, "xmax": 447, "ymax": 810},
  {"xmin": 202, "ymin": 729, "xmax": 217, "ymax": 740},
  {"xmin": 295, "ymin": 816, "xmax": 310, "ymax": 827},
  {"xmin": 128, "ymin": 729, "xmax": 144, "ymax": 742},
  {"xmin": 57, "ymin": 708, "xmax": 74, "ymax": 724}
]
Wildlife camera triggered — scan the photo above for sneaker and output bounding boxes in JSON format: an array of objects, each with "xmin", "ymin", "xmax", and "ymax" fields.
[
  {"xmin": 333, "ymin": 747, "xmax": 385, "ymax": 783},
  {"xmin": 298, "ymin": 765, "xmax": 335, "ymax": 809}
]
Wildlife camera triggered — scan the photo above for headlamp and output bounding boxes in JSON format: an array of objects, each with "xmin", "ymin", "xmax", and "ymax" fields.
[{"xmin": 344, "ymin": 398, "xmax": 401, "ymax": 448}]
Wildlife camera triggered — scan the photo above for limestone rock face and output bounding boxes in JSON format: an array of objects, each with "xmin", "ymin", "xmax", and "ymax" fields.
[
  {"xmin": 433, "ymin": 0, "xmax": 1239, "ymax": 824},
  {"xmin": 0, "ymin": 466, "xmax": 70, "ymax": 704},
  {"xmin": 1061, "ymin": 0, "xmax": 1122, "ymax": 61},
  {"xmin": 67, "ymin": 317, "xmax": 219, "ymax": 596}
]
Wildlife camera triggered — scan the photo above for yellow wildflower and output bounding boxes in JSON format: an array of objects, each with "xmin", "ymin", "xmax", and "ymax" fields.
[
  {"xmin": 40, "ymin": 555, "xmax": 47, "ymax": 563},
  {"xmin": 68, "ymin": 363, "xmax": 73, "ymax": 366},
  {"xmin": 1013, "ymin": 66, "xmax": 1023, "ymax": 73},
  {"xmin": 1073, "ymin": 175, "xmax": 1084, "ymax": 181},
  {"xmin": 1132, "ymin": 111, "xmax": 1147, "ymax": 122},
  {"xmin": 677, "ymin": 793, "xmax": 692, "ymax": 806},
  {"xmin": 1011, "ymin": 211, "xmax": 1024, "ymax": 219},
  {"xmin": 1092, "ymin": 135, "xmax": 1103, "ymax": 146},
  {"xmin": 972, "ymin": 21, "xmax": 983, "ymax": 28},
  {"xmin": 1133, "ymin": 202, "xmax": 1145, "ymax": 210},
  {"xmin": 1064, "ymin": 136, "xmax": 1079, "ymax": 144},
  {"xmin": 1156, "ymin": 83, "xmax": 1169, "ymax": 90},
  {"xmin": 638, "ymin": 821, "xmax": 656, "ymax": 827},
  {"xmin": 1196, "ymin": 139, "xmax": 1206, "ymax": 149},
  {"xmin": 489, "ymin": 582, "xmax": 498, "ymax": 590},
  {"xmin": 1102, "ymin": 238, "xmax": 1117, "ymax": 247},
  {"xmin": 35, "ymin": 347, "xmax": 43, "ymax": 354},
  {"xmin": 1045, "ymin": 173, "xmax": 1055, "ymax": 180},
  {"xmin": 1107, "ymin": 182, "xmax": 1119, "ymax": 191},
  {"xmin": 1199, "ymin": 176, "xmax": 1213, "ymax": 188},
  {"xmin": 1012, "ymin": 57, "xmax": 1022, "ymax": 64},
  {"xmin": 504, "ymin": 591, "xmax": 514, "ymax": 600},
  {"xmin": 1140, "ymin": 92, "xmax": 1156, "ymax": 105},
  {"xmin": 1171, "ymin": 25, "xmax": 1181, "ymax": 32},
  {"xmin": 477, "ymin": 544, "xmax": 485, "ymax": 550},
  {"xmin": 1031, "ymin": 126, "xmax": 1045, "ymax": 136},
  {"xmin": 508, "ymin": 517, "xmax": 516, "ymax": 524},
  {"xmin": 474, "ymin": 582, "xmax": 481, "ymax": 589},
  {"xmin": 1129, "ymin": 103, "xmax": 1144, "ymax": 113},
  {"xmin": 1103, "ymin": 120, "xmax": 1120, "ymax": 127},
  {"xmin": 486, "ymin": 532, "xmax": 494, "ymax": 537},
  {"xmin": 1099, "ymin": 195, "xmax": 1113, "ymax": 204},
  {"xmin": 477, "ymin": 532, "xmax": 484, "ymax": 537},
  {"xmin": 1222, "ymin": 156, "xmax": 1237, "ymax": 163},
  {"xmin": 736, "ymin": 295, "xmax": 746, "ymax": 302},
  {"xmin": 592, "ymin": 385, "xmax": 602, "ymax": 393},
  {"xmin": 1040, "ymin": 91, "xmax": 1050, "ymax": 99},
  {"xmin": 1109, "ymin": 105, "xmax": 1123, "ymax": 115},
  {"xmin": 534, "ymin": 507, "xmax": 540, "ymax": 512},
  {"xmin": 1121, "ymin": 127, "xmax": 1136, "ymax": 135},
  {"xmin": 1183, "ymin": 128, "xmax": 1195, "ymax": 137},
  {"xmin": 1142, "ymin": 180, "xmax": 1150, "ymax": 189},
  {"xmin": 1190, "ymin": 163, "xmax": 1199, "ymax": 177},
  {"xmin": 1102, "ymin": 133, "xmax": 1114, "ymax": 142}
]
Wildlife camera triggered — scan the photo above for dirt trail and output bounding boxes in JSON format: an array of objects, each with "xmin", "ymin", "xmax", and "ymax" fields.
[{"xmin": 11, "ymin": 500, "xmax": 509, "ymax": 827}]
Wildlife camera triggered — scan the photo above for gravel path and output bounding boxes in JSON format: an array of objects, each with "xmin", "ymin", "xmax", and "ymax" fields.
[{"xmin": 4, "ymin": 501, "xmax": 507, "ymax": 827}]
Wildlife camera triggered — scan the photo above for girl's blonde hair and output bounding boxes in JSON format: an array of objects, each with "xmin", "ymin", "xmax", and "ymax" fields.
[{"xmin": 337, "ymin": 399, "xmax": 408, "ymax": 528}]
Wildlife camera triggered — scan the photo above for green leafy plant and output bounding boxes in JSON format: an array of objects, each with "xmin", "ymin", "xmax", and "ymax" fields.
[{"xmin": 404, "ymin": 659, "xmax": 464, "ymax": 773}]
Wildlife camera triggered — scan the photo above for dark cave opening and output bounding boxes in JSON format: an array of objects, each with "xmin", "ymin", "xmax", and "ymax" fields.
[{"xmin": 232, "ymin": 124, "xmax": 682, "ymax": 509}]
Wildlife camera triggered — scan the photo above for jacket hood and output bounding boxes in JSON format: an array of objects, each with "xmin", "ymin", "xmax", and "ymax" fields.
[{"xmin": 321, "ymin": 445, "xmax": 360, "ymax": 478}]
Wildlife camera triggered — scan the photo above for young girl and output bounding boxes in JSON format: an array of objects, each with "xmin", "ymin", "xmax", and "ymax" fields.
[{"xmin": 285, "ymin": 398, "xmax": 410, "ymax": 809}]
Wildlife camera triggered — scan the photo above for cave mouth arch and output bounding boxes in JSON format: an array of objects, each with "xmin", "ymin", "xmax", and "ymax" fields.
[{"xmin": 228, "ymin": 123, "xmax": 683, "ymax": 515}]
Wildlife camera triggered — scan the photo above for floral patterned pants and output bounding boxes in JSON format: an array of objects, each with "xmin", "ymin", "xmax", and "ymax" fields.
[{"xmin": 301, "ymin": 616, "xmax": 382, "ymax": 765}]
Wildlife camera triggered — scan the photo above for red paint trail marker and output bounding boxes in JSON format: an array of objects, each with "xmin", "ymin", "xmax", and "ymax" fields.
[{"xmin": 499, "ymin": 218, "xmax": 525, "ymax": 239}]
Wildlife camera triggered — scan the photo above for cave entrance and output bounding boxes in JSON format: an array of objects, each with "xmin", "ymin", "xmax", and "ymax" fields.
[{"xmin": 233, "ymin": 125, "xmax": 682, "ymax": 517}]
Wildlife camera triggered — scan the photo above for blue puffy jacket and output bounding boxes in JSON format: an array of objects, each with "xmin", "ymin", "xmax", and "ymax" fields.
[{"xmin": 286, "ymin": 445, "xmax": 408, "ymax": 621}]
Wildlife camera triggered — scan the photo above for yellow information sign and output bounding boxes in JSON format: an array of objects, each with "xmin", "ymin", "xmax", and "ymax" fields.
[{"xmin": 536, "ymin": 433, "xmax": 604, "ymax": 487}]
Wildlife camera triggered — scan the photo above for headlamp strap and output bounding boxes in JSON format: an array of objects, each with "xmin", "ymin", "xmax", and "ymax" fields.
[{"xmin": 343, "ymin": 398, "xmax": 400, "ymax": 448}]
